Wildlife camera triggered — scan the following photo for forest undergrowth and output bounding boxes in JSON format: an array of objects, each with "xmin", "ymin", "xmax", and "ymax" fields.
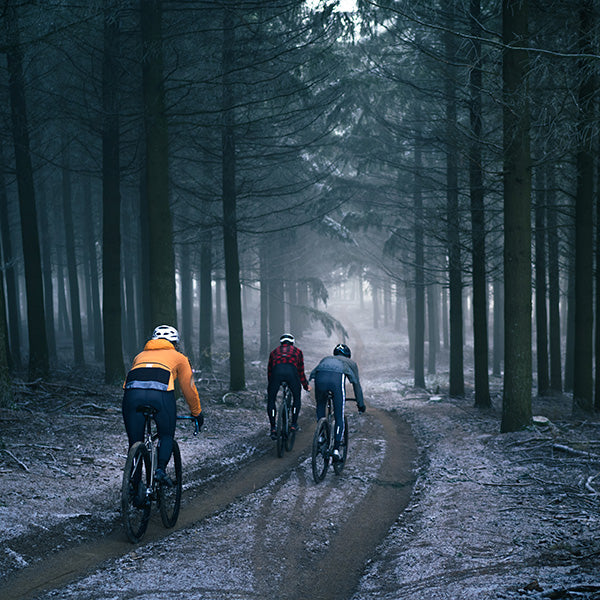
[{"xmin": 0, "ymin": 320, "xmax": 599, "ymax": 599}]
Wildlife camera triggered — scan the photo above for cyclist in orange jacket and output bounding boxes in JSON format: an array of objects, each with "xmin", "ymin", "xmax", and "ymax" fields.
[{"xmin": 122, "ymin": 325, "xmax": 203, "ymax": 484}]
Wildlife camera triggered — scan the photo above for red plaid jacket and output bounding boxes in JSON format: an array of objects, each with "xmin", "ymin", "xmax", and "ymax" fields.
[{"xmin": 268, "ymin": 344, "xmax": 309, "ymax": 390}]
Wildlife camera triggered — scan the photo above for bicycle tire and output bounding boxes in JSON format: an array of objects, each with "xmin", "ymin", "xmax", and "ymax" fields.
[
  {"xmin": 276, "ymin": 403, "xmax": 286, "ymax": 458},
  {"xmin": 312, "ymin": 418, "xmax": 330, "ymax": 483},
  {"xmin": 158, "ymin": 440, "xmax": 182, "ymax": 528},
  {"xmin": 121, "ymin": 442, "xmax": 151, "ymax": 543},
  {"xmin": 284, "ymin": 389, "xmax": 295, "ymax": 452},
  {"xmin": 333, "ymin": 415, "xmax": 349, "ymax": 475}
]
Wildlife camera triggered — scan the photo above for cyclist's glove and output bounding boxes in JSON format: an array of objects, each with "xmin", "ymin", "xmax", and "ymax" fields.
[
  {"xmin": 195, "ymin": 413, "xmax": 204, "ymax": 430},
  {"xmin": 358, "ymin": 404, "xmax": 366, "ymax": 413}
]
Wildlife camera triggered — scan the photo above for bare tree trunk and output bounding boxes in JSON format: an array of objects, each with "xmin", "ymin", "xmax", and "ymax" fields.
[
  {"xmin": 572, "ymin": 0, "xmax": 595, "ymax": 414},
  {"xmin": 6, "ymin": 2, "xmax": 48, "ymax": 378},
  {"xmin": 259, "ymin": 238, "xmax": 269, "ymax": 357},
  {"xmin": 221, "ymin": 4, "xmax": 245, "ymax": 390},
  {"xmin": 468, "ymin": 0, "xmax": 490, "ymax": 407},
  {"xmin": 141, "ymin": 0, "xmax": 176, "ymax": 327},
  {"xmin": 0, "ymin": 151, "xmax": 22, "ymax": 368},
  {"xmin": 414, "ymin": 130, "xmax": 425, "ymax": 390},
  {"xmin": 102, "ymin": 0, "xmax": 124, "ymax": 383},
  {"xmin": 199, "ymin": 225, "xmax": 213, "ymax": 369},
  {"xmin": 501, "ymin": 0, "xmax": 532, "ymax": 432},
  {"xmin": 83, "ymin": 177, "xmax": 103, "ymax": 362},
  {"xmin": 546, "ymin": 166, "xmax": 562, "ymax": 393},
  {"xmin": 534, "ymin": 165, "xmax": 549, "ymax": 396},
  {"xmin": 61, "ymin": 143, "xmax": 84, "ymax": 366}
]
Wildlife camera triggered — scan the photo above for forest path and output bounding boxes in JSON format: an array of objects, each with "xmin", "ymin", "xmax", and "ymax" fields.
[{"xmin": 3, "ymin": 406, "xmax": 416, "ymax": 600}]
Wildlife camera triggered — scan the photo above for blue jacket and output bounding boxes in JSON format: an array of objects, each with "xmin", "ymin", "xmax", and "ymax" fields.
[{"xmin": 309, "ymin": 355, "xmax": 365, "ymax": 408}]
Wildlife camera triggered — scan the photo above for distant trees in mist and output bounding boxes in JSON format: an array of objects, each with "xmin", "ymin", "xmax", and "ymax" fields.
[{"xmin": 0, "ymin": 0, "xmax": 598, "ymax": 431}]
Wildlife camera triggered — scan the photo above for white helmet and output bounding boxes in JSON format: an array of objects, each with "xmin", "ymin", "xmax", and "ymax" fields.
[
  {"xmin": 279, "ymin": 333, "xmax": 295, "ymax": 344},
  {"xmin": 152, "ymin": 325, "xmax": 180, "ymax": 344}
]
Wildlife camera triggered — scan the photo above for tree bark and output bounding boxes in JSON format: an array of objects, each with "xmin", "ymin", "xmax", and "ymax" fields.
[
  {"xmin": 0, "ymin": 150, "xmax": 22, "ymax": 369},
  {"xmin": 572, "ymin": 0, "xmax": 594, "ymax": 414},
  {"xmin": 61, "ymin": 143, "xmax": 84, "ymax": 366},
  {"xmin": 534, "ymin": 165, "xmax": 549, "ymax": 396},
  {"xmin": 546, "ymin": 166, "xmax": 562, "ymax": 393},
  {"xmin": 221, "ymin": 4, "xmax": 245, "ymax": 390},
  {"xmin": 141, "ymin": 0, "xmax": 176, "ymax": 327},
  {"xmin": 102, "ymin": 0, "xmax": 124, "ymax": 383},
  {"xmin": 468, "ymin": 0, "xmax": 490, "ymax": 407},
  {"xmin": 414, "ymin": 129, "xmax": 425, "ymax": 390},
  {"xmin": 501, "ymin": 0, "xmax": 532, "ymax": 432},
  {"xmin": 6, "ymin": 2, "xmax": 48, "ymax": 378},
  {"xmin": 199, "ymin": 225, "xmax": 213, "ymax": 369}
]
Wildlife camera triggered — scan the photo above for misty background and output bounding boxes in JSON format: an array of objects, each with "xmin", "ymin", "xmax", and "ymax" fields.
[{"xmin": 0, "ymin": 0, "xmax": 598, "ymax": 432}]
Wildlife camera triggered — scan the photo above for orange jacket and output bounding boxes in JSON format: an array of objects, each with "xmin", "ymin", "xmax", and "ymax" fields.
[{"xmin": 124, "ymin": 338, "xmax": 202, "ymax": 417}]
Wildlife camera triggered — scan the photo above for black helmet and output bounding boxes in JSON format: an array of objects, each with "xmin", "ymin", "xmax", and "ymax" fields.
[
  {"xmin": 279, "ymin": 333, "xmax": 295, "ymax": 344},
  {"xmin": 333, "ymin": 343, "xmax": 351, "ymax": 358}
]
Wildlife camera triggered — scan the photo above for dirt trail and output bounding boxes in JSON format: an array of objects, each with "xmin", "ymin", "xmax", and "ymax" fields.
[{"xmin": 3, "ymin": 407, "xmax": 416, "ymax": 600}]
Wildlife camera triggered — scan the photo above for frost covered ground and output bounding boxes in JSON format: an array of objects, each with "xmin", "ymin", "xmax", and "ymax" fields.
[{"xmin": 1, "ymin": 301, "xmax": 600, "ymax": 599}]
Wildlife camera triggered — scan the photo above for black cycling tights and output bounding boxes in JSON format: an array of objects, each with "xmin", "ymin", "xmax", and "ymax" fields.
[{"xmin": 122, "ymin": 388, "xmax": 176, "ymax": 469}]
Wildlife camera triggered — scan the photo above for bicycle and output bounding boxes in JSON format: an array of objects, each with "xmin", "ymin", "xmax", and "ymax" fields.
[
  {"xmin": 311, "ymin": 391, "xmax": 348, "ymax": 483},
  {"xmin": 121, "ymin": 405, "xmax": 199, "ymax": 543},
  {"xmin": 276, "ymin": 382, "xmax": 296, "ymax": 457}
]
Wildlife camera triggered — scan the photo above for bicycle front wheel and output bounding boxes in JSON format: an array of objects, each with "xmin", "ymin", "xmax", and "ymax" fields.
[
  {"xmin": 158, "ymin": 440, "xmax": 183, "ymax": 528},
  {"xmin": 311, "ymin": 418, "xmax": 330, "ymax": 484},
  {"xmin": 121, "ymin": 442, "xmax": 151, "ymax": 543},
  {"xmin": 333, "ymin": 415, "xmax": 349, "ymax": 475}
]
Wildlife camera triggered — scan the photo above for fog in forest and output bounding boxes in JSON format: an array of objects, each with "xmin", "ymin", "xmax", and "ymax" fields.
[{"xmin": 1, "ymin": 0, "xmax": 599, "ymax": 430}]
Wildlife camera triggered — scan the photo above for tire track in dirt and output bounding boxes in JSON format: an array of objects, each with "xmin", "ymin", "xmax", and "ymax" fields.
[{"xmin": 2, "ymin": 431, "xmax": 312, "ymax": 600}]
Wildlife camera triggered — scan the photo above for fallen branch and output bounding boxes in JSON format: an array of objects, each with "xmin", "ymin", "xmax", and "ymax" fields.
[
  {"xmin": 2, "ymin": 449, "xmax": 29, "ymax": 472},
  {"xmin": 553, "ymin": 443, "xmax": 600, "ymax": 460},
  {"xmin": 584, "ymin": 475, "xmax": 598, "ymax": 494}
]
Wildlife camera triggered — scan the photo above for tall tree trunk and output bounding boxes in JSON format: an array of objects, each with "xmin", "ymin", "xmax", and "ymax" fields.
[
  {"xmin": 501, "ymin": 0, "xmax": 532, "ymax": 432},
  {"xmin": 6, "ymin": 3, "xmax": 48, "ymax": 378},
  {"xmin": 596, "ymin": 152, "xmax": 600, "ymax": 410},
  {"xmin": 83, "ymin": 177, "xmax": 103, "ymax": 362},
  {"xmin": 426, "ymin": 283, "xmax": 437, "ymax": 376},
  {"xmin": 259, "ymin": 238, "xmax": 269, "ymax": 357},
  {"xmin": 414, "ymin": 129, "xmax": 425, "ymax": 389},
  {"xmin": 0, "ymin": 268, "xmax": 11, "ymax": 406},
  {"xmin": 141, "ymin": 0, "xmax": 176, "ymax": 327},
  {"xmin": 546, "ymin": 166, "xmax": 562, "ymax": 393},
  {"xmin": 179, "ymin": 240, "xmax": 194, "ymax": 360},
  {"xmin": 468, "ymin": 0, "xmax": 490, "ymax": 407},
  {"xmin": 0, "ymin": 151, "xmax": 22, "ymax": 368},
  {"xmin": 102, "ymin": 0, "xmax": 124, "ymax": 383},
  {"xmin": 268, "ymin": 276, "xmax": 285, "ymax": 349},
  {"xmin": 61, "ymin": 143, "xmax": 84, "ymax": 365},
  {"xmin": 445, "ymin": 55, "xmax": 464, "ymax": 396},
  {"xmin": 199, "ymin": 224, "xmax": 213, "ymax": 369},
  {"xmin": 572, "ymin": 0, "xmax": 594, "ymax": 414},
  {"xmin": 534, "ymin": 165, "xmax": 549, "ymax": 396},
  {"xmin": 221, "ymin": 5, "xmax": 245, "ymax": 390},
  {"xmin": 564, "ymin": 243, "xmax": 575, "ymax": 392},
  {"xmin": 492, "ymin": 275, "xmax": 504, "ymax": 377}
]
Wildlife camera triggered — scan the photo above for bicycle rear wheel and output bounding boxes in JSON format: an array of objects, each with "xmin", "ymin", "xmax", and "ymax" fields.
[
  {"xmin": 276, "ymin": 402, "xmax": 286, "ymax": 458},
  {"xmin": 333, "ymin": 415, "xmax": 349, "ymax": 475},
  {"xmin": 158, "ymin": 440, "xmax": 182, "ymax": 528},
  {"xmin": 284, "ymin": 392, "xmax": 296, "ymax": 452},
  {"xmin": 311, "ymin": 418, "xmax": 330, "ymax": 483},
  {"xmin": 121, "ymin": 442, "xmax": 151, "ymax": 543}
]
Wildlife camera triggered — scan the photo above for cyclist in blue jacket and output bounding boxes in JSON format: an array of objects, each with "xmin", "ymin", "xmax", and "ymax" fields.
[{"xmin": 309, "ymin": 343, "xmax": 366, "ymax": 461}]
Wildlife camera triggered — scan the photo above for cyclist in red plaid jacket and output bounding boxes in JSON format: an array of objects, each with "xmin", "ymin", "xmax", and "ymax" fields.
[{"xmin": 267, "ymin": 333, "xmax": 310, "ymax": 439}]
